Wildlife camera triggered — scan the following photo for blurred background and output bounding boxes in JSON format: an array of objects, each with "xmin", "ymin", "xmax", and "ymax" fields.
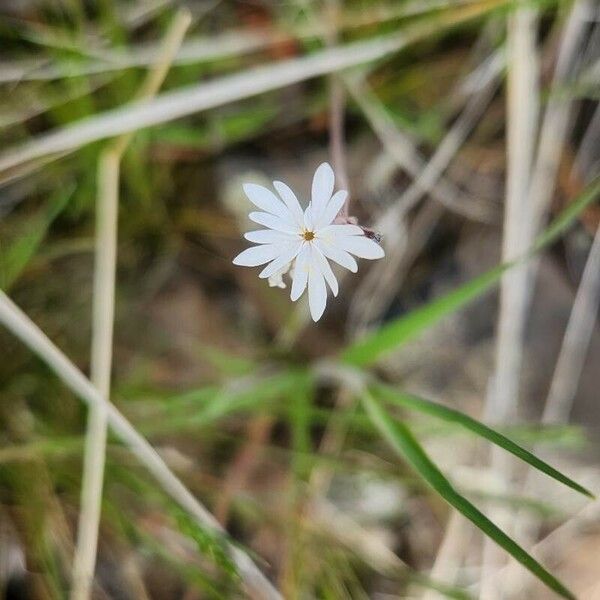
[{"xmin": 0, "ymin": 0, "xmax": 599, "ymax": 599}]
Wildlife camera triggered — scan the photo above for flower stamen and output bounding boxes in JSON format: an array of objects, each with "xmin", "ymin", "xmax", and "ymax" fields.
[{"xmin": 303, "ymin": 230, "xmax": 315, "ymax": 241}]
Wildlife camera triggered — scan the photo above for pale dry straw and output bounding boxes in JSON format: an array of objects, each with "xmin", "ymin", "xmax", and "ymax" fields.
[
  {"xmin": 70, "ymin": 10, "xmax": 193, "ymax": 600},
  {"xmin": 0, "ymin": 291, "xmax": 282, "ymax": 600}
]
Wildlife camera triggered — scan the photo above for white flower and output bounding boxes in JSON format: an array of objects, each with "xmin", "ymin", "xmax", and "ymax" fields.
[{"xmin": 233, "ymin": 162, "xmax": 384, "ymax": 322}]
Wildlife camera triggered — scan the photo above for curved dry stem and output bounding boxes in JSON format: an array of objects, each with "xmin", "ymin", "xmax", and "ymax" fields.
[{"xmin": 0, "ymin": 290, "xmax": 282, "ymax": 600}]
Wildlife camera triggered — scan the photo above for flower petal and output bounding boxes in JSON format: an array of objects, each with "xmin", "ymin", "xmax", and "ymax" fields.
[
  {"xmin": 316, "ymin": 190, "xmax": 348, "ymax": 228},
  {"xmin": 273, "ymin": 181, "xmax": 305, "ymax": 227},
  {"xmin": 336, "ymin": 235, "xmax": 385, "ymax": 259},
  {"xmin": 308, "ymin": 252, "xmax": 327, "ymax": 322},
  {"xmin": 313, "ymin": 246, "xmax": 339, "ymax": 296},
  {"xmin": 259, "ymin": 242, "xmax": 302, "ymax": 279},
  {"xmin": 268, "ymin": 269, "xmax": 287, "ymax": 289},
  {"xmin": 303, "ymin": 205, "xmax": 314, "ymax": 231},
  {"xmin": 313, "ymin": 239, "xmax": 358, "ymax": 273},
  {"xmin": 249, "ymin": 211, "xmax": 299, "ymax": 234},
  {"xmin": 243, "ymin": 183, "xmax": 293, "ymax": 222},
  {"xmin": 232, "ymin": 244, "xmax": 284, "ymax": 267},
  {"xmin": 311, "ymin": 162, "xmax": 335, "ymax": 218},
  {"xmin": 244, "ymin": 229, "xmax": 298, "ymax": 244},
  {"xmin": 318, "ymin": 224, "xmax": 364, "ymax": 239},
  {"xmin": 290, "ymin": 244, "xmax": 310, "ymax": 301}
]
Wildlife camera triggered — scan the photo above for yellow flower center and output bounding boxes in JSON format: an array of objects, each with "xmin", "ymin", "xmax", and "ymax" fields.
[{"xmin": 303, "ymin": 230, "xmax": 315, "ymax": 241}]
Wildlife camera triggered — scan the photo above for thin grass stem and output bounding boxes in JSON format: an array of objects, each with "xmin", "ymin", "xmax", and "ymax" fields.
[
  {"xmin": 0, "ymin": 290, "xmax": 282, "ymax": 600},
  {"xmin": 70, "ymin": 11, "xmax": 191, "ymax": 600},
  {"xmin": 0, "ymin": 0, "xmax": 509, "ymax": 181}
]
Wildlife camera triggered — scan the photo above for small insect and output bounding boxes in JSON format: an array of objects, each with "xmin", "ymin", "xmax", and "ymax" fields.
[
  {"xmin": 334, "ymin": 216, "xmax": 383, "ymax": 244},
  {"xmin": 362, "ymin": 227, "xmax": 382, "ymax": 244}
]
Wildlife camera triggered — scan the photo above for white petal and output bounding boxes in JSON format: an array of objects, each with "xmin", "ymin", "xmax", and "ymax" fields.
[
  {"xmin": 303, "ymin": 205, "xmax": 314, "ymax": 231},
  {"xmin": 318, "ymin": 224, "xmax": 364, "ymax": 239},
  {"xmin": 336, "ymin": 235, "xmax": 385, "ymax": 259},
  {"xmin": 249, "ymin": 211, "xmax": 299, "ymax": 234},
  {"xmin": 244, "ymin": 230, "xmax": 298, "ymax": 244},
  {"xmin": 268, "ymin": 261, "xmax": 292, "ymax": 289},
  {"xmin": 268, "ymin": 271, "xmax": 287, "ymax": 289},
  {"xmin": 311, "ymin": 162, "xmax": 335, "ymax": 218},
  {"xmin": 273, "ymin": 181, "xmax": 305, "ymax": 227},
  {"xmin": 308, "ymin": 254, "xmax": 327, "ymax": 322},
  {"xmin": 313, "ymin": 246, "xmax": 339, "ymax": 296},
  {"xmin": 233, "ymin": 244, "xmax": 284, "ymax": 267},
  {"xmin": 313, "ymin": 239, "xmax": 358, "ymax": 273},
  {"xmin": 316, "ymin": 190, "xmax": 348, "ymax": 228},
  {"xmin": 290, "ymin": 244, "xmax": 310, "ymax": 301},
  {"xmin": 243, "ymin": 183, "xmax": 293, "ymax": 222},
  {"xmin": 259, "ymin": 242, "xmax": 302, "ymax": 279}
]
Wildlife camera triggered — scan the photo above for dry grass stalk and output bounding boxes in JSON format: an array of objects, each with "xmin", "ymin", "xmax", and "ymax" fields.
[
  {"xmin": 70, "ymin": 10, "xmax": 192, "ymax": 599},
  {"xmin": 500, "ymin": 223, "xmax": 600, "ymax": 598},
  {"xmin": 0, "ymin": 291, "xmax": 283, "ymax": 600},
  {"xmin": 481, "ymin": 2, "xmax": 592, "ymax": 595},
  {"xmin": 0, "ymin": 0, "xmax": 508, "ymax": 181},
  {"xmin": 0, "ymin": 0, "xmax": 502, "ymax": 84},
  {"xmin": 346, "ymin": 50, "xmax": 500, "ymax": 332},
  {"xmin": 543, "ymin": 224, "xmax": 600, "ymax": 425},
  {"xmin": 479, "ymin": 7, "xmax": 540, "ymax": 596}
]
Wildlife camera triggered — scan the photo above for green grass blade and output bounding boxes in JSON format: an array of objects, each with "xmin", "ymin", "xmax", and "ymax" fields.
[
  {"xmin": 529, "ymin": 177, "xmax": 600, "ymax": 254},
  {"xmin": 373, "ymin": 384, "xmax": 593, "ymax": 498},
  {"xmin": 343, "ymin": 263, "xmax": 508, "ymax": 367},
  {"xmin": 0, "ymin": 185, "xmax": 73, "ymax": 290},
  {"xmin": 360, "ymin": 390, "xmax": 576, "ymax": 600},
  {"xmin": 342, "ymin": 176, "xmax": 600, "ymax": 367}
]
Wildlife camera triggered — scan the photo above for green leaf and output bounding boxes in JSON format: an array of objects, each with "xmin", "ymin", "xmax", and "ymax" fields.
[
  {"xmin": 373, "ymin": 384, "xmax": 593, "ymax": 498},
  {"xmin": 360, "ymin": 389, "xmax": 576, "ymax": 600},
  {"xmin": 0, "ymin": 185, "xmax": 72, "ymax": 290},
  {"xmin": 343, "ymin": 263, "xmax": 508, "ymax": 367},
  {"xmin": 140, "ymin": 371, "xmax": 303, "ymax": 435},
  {"xmin": 192, "ymin": 371, "xmax": 301, "ymax": 425},
  {"xmin": 529, "ymin": 177, "xmax": 600, "ymax": 254},
  {"xmin": 342, "ymin": 176, "xmax": 600, "ymax": 367},
  {"xmin": 289, "ymin": 374, "xmax": 313, "ymax": 479}
]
